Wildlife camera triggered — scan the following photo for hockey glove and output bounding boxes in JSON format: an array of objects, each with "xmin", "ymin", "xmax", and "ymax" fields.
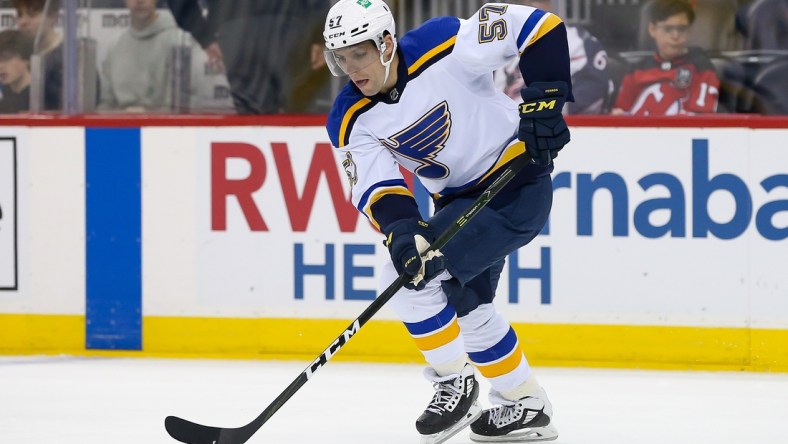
[
  {"xmin": 518, "ymin": 81, "xmax": 571, "ymax": 166},
  {"xmin": 385, "ymin": 219, "xmax": 446, "ymax": 291}
]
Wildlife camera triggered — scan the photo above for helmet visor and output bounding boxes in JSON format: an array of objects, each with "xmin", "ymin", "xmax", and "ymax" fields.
[{"xmin": 324, "ymin": 42, "xmax": 381, "ymax": 77}]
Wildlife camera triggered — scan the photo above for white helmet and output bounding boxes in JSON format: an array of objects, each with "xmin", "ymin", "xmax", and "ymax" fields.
[{"xmin": 323, "ymin": 0, "xmax": 397, "ymax": 80}]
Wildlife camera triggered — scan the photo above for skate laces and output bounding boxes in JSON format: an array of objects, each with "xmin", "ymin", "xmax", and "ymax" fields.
[
  {"xmin": 425, "ymin": 379, "xmax": 463, "ymax": 415},
  {"xmin": 486, "ymin": 401, "xmax": 523, "ymax": 426}
]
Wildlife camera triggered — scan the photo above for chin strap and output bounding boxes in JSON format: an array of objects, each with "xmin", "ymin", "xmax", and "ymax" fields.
[{"xmin": 379, "ymin": 36, "xmax": 398, "ymax": 85}]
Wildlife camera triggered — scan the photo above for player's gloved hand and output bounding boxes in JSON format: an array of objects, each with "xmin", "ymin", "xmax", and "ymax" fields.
[
  {"xmin": 385, "ymin": 219, "xmax": 446, "ymax": 291},
  {"xmin": 518, "ymin": 81, "xmax": 571, "ymax": 166}
]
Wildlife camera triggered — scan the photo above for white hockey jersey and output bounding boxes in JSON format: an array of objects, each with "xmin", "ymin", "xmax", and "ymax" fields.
[{"xmin": 326, "ymin": 4, "xmax": 572, "ymax": 232}]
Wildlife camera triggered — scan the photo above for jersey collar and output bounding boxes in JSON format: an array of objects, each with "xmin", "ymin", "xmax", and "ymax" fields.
[{"xmin": 374, "ymin": 48, "xmax": 410, "ymax": 105}]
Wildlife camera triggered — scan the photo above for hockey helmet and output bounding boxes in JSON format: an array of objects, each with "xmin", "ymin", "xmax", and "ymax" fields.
[{"xmin": 323, "ymin": 0, "xmax": 397, "ymax": 77}]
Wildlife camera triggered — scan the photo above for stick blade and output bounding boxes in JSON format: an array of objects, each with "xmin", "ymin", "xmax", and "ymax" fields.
[{"xmin": 165, "ymin": 415, "xmax": 223, "ymax": 444}]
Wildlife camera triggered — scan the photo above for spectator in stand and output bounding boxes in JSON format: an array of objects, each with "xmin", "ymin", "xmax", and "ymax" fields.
[
  {"xmin": 495, "ymin": 0, "xmax": 612, "ymax": 114},
  {"xmin": 99, "ymin": 0, "xmax": 181, "ymax": 112},
  {"xmin": 166, "ymin": 0, "xmax": 331, "ymax": 115},
  {"xmin": 286, "ymin": 7, "xmax": 333, "ymax": 114},
  {"xmin": 12, "ymin": 0, "xmax": 62, "ymax": 111},
  {"xmin": 736, "ymin": 0, "xmax": 788, "ymax": 50},
  {"xmin": 612, "ymin": 0, "xmax": 720, "ymax": 115},
  {"xmin": 0, "ymin": 29, "xmax": 34, "ymax": 113},
  {"xmin": 736, "ymin": 0, "xmax": 788, "ymax": 115}
]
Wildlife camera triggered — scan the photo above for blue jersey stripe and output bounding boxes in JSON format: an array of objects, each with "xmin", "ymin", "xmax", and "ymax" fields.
[
  {"xmin": 438, "ymin": 134, "xmax": 519, "ymax": 196},
  {"xmin": 400, "ymin": 17, "xmax": 461, "ymax": 69},
  {"xmin": 85, "ymin": 128, "xmax": 142, "ymax": 351},
  {"xmin": 468, "ymin": 327, "xmax": 518, "ymax": 363},
  {"xmin": 517, "ymin": 9, "xmax": 546, "ymax": 49},
  {"xmin": 356, "ymin": 179, "xmax": 409, "ymax": 212},
  {"xmin": 404, "ymin": 304, "xmax": 456, "ymax": 336}
]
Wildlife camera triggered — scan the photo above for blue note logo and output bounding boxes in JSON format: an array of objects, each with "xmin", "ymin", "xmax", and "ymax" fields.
[{"xmin": 380, "ymin": 101, "xmax": 452, "ymax": 180}]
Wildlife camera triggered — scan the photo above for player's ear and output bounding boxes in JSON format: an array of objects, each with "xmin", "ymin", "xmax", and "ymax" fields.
[{"xmin": 383, "ymin": 33, "xmax": 395, "ymax": 58}]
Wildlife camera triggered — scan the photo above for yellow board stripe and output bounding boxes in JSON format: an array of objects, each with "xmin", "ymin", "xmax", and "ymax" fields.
[
  {"xmin": 339, "ymin": 97, "xmax": 372, "ymax": 147},
  {"xmin": 363, "ymin": 187, "xmax": 415, "ymax": 230},
  {"xmin": 408, "ymin": 36, "xmax": 457, "ymax": 75},
  {"xmin": 3, "ymin": 315, "xmax": 788, "ymax": 373},
  {"xmin": 0, "ymin": 314, "xmax": 85, "ymax": 352},
  {"xmin": 412, "ymin": 318, "xmax": 461, "ymax": 352},
  {"xmin": 474, "ymin": 348, "xmax": 525, "ymax": 378}
]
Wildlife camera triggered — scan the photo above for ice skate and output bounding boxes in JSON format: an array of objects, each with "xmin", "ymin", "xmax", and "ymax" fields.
[
  {"xmin": 416, "ymin": 363, "xmax": 482, "ymax": 444},
  {"xmin": 469, "ymin": 388, "xmax": 558, "ymax": 442}
]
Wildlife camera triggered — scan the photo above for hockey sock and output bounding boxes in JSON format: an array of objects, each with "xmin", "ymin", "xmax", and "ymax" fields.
[
  {"xmin": 500, "ymin": 375, "xmax": 542, "ymax": 401},
  {"xmin": 432, "ymin": 355, "xmax": 469, "ymax": 377}
]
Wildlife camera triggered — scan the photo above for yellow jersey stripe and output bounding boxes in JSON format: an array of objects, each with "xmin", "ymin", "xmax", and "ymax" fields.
[
  {"xmin": 476, "ymin": 141, "xmax": 526, "ymax": 184},
  {"xmin": 408, "ymin": 36, "xmax": 457, "ymax": 75},
  {"xmin": 474, "ymin": 348, "xmax": 525, "ymax": 378},
  {"xmin": 528, "ymin": 13, "xmax": 563, "ymax": 47},
  {"xmin": 363, "ymin": 187, "xmax": 415, "ymax": 230},
  {"xmin": 430, "ymin": 142, "xmax": 525, "ymax": 200},
  {"xmin": 412, "ymin": 318, "xmax": 461, "ymax": 351},
  {"xmin": 339, "ymin": 97, "xmax": 372, "ymax": 147}
]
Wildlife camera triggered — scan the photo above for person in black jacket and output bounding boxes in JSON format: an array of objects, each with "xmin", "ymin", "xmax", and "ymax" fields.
[
  {"xmin": 13, "ymin": 0, "xmax": 62, "ymax": 111},
  {"xmin": 166, "ymin": 0, "xmax": 331, "ymax": 114},
  {"xmin": 0, "ymin": 29, "xmax": 34, "ymax": 113}
]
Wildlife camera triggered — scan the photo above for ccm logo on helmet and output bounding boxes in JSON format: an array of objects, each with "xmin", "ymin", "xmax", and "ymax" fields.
[{"xmin": 519, "ymin": 99, "xmax": 557, "ymax": 113}]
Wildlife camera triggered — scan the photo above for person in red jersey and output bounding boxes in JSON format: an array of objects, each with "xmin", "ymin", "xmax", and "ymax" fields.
[{"xmin": 612, "ymin": 0, "xmax": 720, "ymax": 115}]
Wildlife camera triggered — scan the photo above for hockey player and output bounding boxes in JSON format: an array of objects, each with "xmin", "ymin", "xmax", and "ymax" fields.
[{"xmin": 324, "ymin": 1, "xmax": 572, "ymax": 442}]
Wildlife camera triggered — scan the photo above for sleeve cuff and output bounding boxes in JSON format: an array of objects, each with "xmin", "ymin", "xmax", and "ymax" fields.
[{"xmin": 372, "ymin": 194, "xmax": 423, "ymax": 235}]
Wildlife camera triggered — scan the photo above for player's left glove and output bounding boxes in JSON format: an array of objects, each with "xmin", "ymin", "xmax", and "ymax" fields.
[
  {"xmin": 385, "ymin": 219, "xmax": 446, "ymax": 291},
  {"xmin": 518, "ymin": 81, "xmax": 571, "ymax": 166}
]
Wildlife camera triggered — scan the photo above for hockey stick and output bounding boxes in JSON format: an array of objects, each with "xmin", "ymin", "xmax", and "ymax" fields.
[{"xmin": 165, "ymin": 151, "xmax": 535, "ymax": 444}]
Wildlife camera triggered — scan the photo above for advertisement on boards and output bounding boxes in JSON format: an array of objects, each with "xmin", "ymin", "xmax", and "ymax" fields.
[
  {"xmin": 542, "ymin": 128, "xmax": 788, "ymax": 328},
  {"xmin": 0, "ymin": 137, "xmax": 17, "ymax": 290},
  {"xmin": 195, "ymin": 125, "xmax": 788, "ymax": 327},
  {"xmin": 196, "ymin": 126, "xmax": 388, "ymax": 318}
]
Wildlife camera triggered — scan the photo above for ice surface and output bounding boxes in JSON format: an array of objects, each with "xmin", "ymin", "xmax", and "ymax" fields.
[{"xmin": 1, "ymin": 356, "xmax": 787, "ymax": 443}]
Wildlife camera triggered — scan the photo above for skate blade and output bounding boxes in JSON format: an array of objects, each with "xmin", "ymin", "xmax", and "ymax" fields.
[
  {"xmin": 419, "ymin": 402, "xmax": 482, "ymax": 444},
  {"xmin": 469, "ymin": 423, "xmax": 558, "ymax": 442}
]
